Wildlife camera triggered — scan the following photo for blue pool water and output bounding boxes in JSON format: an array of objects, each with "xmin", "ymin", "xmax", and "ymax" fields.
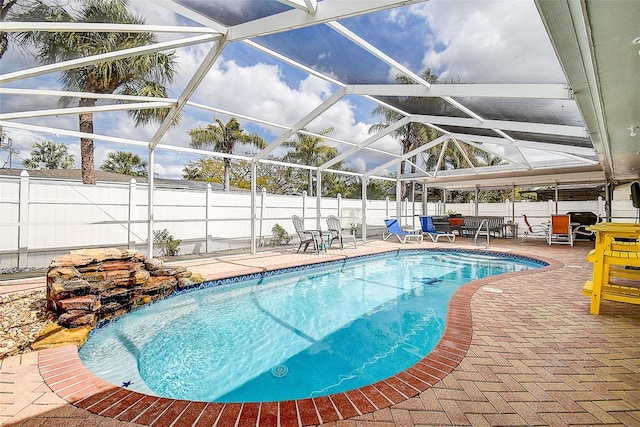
[{"xmin": 79, "ymin": 250, "xmax": 543, "ymax": 402}]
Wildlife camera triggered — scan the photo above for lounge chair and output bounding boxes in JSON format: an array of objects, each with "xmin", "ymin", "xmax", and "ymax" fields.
[
  {"xmin": 418, "ymin": 216, "xmax": 455, "ymax": 242},
  {"xmin": 522, "ymin": 214, "xmax": 549, "ymax": 242},
  {"xmin": 326, "ymin": 215, "xmax": 357, "ymax": 249},
  {"xmin": 548, "ymin": 214, "xmax": 574, "ymax": 246},
  {"xmin": 292, "ymin": 215, "xmax": 325, "ymax": 253},
  {"xmin": 382, "ymin": 218, "xmax": 424, "ymax": 244}
]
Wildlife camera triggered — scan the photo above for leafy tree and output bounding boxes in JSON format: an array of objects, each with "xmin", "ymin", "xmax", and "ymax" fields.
[
  {"xmin": 183, "ymin": 157, "xmax": 223, "ymax": 183},
  {"xmin": 23, "ymin": 140, "xmax": 74, "ymax": 169},
  {"xmin": 12, "ymin": 0, "xmax": 177, "ymax": 185},
  {"xmin": 189, "ymin": 117, "xmax": 266, "ymax": 192},
  {"xmin": 282, "ymin": 127, "xmax": 338, "ymax": 196},
  {"xmin": 100, "ymin": 150, "xmax": 148, "ymax": 177}
]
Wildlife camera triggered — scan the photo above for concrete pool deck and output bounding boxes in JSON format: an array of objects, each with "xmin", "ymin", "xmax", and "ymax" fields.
[{"xmin": 1, "ymin": 237, "xmax": 639, "ymax": 426}]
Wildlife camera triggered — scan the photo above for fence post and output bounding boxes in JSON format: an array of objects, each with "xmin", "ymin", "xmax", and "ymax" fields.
[
  {"xmin": 302, "ymin": 190, "xmax": 307, "ymax": 222},
  {"xmin": 385, "ymin": 196, "xmax": 390, "ymax": 219},
  {"xmin": 18, "ymin": 170, "xmax": 29, "ymax": 269},
  {"xmin": 206, "ymin": 183, "xmax": 212, "ymax": 253},
  {"xmin": 337, "ymin": 193, "xmax": 342, "ymax": 218},
  {"xmin": 128, "ymin": 178, "xmax": 136, "ymax": 249},
  {"xmin": 259, "ymin": 187, "xmax": 266, "ymax": 247},
  {"xmin": 361, "ymin": 177, "xmax": 367, "ymax": 241},
  {"xmin": 597, "ymin": 195, "xmax": 605, "ymax": 219},
  {"xmin": 403, "ymin": 198, "xmax": 408, "ymax": 227}
]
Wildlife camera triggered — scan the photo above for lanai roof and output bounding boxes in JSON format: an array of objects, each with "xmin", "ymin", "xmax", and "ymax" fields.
[{"xmin": 1, "ymin": 0, "xmax": 638, "ymax": 190}]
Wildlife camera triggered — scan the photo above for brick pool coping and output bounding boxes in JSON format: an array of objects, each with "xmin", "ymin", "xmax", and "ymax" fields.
[{"xmin": 38, "ymin": 250, "xmax": 562, "ymax": 427}]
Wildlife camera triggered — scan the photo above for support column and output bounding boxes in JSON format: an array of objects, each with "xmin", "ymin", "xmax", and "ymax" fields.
[
  {"xmin": 361, "ymin": 176, "xmax": 367, "ymax": 241},
  {"xmin": 147, "ymin": 147, "xmax": 155, "ymax": 258},
  {"xmin": 251, "ymin": 162, "xmax": 257, "ymax": 255},
  {"xmin": 128, "ymin": 178, "xmax": 136, "ymax": 249},
  {"xmin": 302, "ymin": 191, "xmax": 307, "ymax": 229},
  {"xmin": 316, "ymin": 171, "xmax": 322, "ymax": 230},
  {"xmin": 475, "ymin": 186, "xmax": 479, "ymax": 216},
  {"xmin": 18, "ymin": 170, "xmax": 29, "ymax": 269},
  {"xmin": 385, "ymin": 196, "xmax": 390, "ymax": 219},
  {"xmin": 512, "ymin": 186, "xmax": 516, "ymax": 222},
  {"xmin": 206, "ymin": 183, "xmax": 212, "ymax": 253},
  {"xmin": 259, "ymin": 187, "xmax": 267, "ymax": 247}
]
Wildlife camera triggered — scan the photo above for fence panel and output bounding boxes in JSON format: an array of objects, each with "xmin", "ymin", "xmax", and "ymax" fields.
[{"xmin": 0, "ymin": 172, "xmax": 612, "ymax": 269}]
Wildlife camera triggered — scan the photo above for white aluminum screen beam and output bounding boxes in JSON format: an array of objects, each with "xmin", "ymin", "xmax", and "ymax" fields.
[
  {"xmin": 321, "ymin": 116, "xmax": 411, "ymax": 171},
  {"xmin": 0, "ymin": 88, "xmax": 178, "ymax": 104},
  {"xmin": 244, "ymin": 40, "xmax": 345, "ymax": 88},
  {"xmin": 418, "ymin": 169, "xmax": 605, "ymax": 189},
  {"xmin": 0, "ymin": 34, "xmax": 219, "ymax": 84},
  {"xmin": 491, "ymin": 128, "xmax": 534, "ymax": 169},
  {"xmin": 276, "ymin": 0, "xmax": 318, "ymax": 13},
  {"xmin": 461, "ymin": 140, "xmax": 528, "ymax": 168},
  {"xmin": 227, "ymin": 1, "xmax": 426, "ymax": 41},
  {"xmin": 0, "ymin": 121, "xmax": 150, "ymax": 148},
  {"xmin": 1, "ymin": 22, "xmax": 219, "ymax": 34},
  {"xmin": 450, "ymin": 132, "xmax": 596, "ymax": 156},
  {"xmin": 327, "ymin": 21, "xmax": 432, "ymax": 87},
  {"xmin": 365, "ymin": 134, "xmax": 450, "ymax": 177},
  {"xmin": 149, "ymin": 39, "xmax": 228, "ymax": 150},
  {"xmin": 0, "ymin": 101, "xmax": 174, "ymax": 121},
  {"xmin": 186, "ymin": 100, "xmax": 401, "ymax": 159},
  {"xmin": 152, "ymin": 0, "xmax": 229, "ymax": 33},
  {"xmin": 433, "ymin": 139, "xmax": 449, "ymax": 178},
  {"xmin": 254, "ymin": 87, "xmax": 347, "ymax": 161},
  {"xmin": 452, "ymin": 138, "xmax": 477, "ymax": 173},
  {"xmin": 186, "ymin": 100, "xmax": 290, "ymax": 131},
  {"xmin": 347, "ymin": 83, "xmax": 573, "ymax": 99},
  {"xmin": 535, "ymin": 0, "xmax": 613, "ymax": 179},
  {"xmin": 412, "ymin": 114, "xmax": 588, "ymax": 138}
]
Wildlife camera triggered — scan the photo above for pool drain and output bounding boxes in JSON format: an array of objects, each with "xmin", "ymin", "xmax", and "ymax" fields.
[{"xmin": 271, "ymin": 365, "xmax": 288, "ymax": 377}]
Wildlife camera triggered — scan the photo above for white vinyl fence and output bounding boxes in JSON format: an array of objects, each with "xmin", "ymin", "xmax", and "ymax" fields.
[{"xmin": 0, "ymin": 171, "xmax": 632, "ymax": 270}]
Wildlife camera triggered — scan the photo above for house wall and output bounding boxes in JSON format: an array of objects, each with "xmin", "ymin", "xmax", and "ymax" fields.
[{"xmin": 0, "ymin": 172, "xmax": 631, "ymax": 270}]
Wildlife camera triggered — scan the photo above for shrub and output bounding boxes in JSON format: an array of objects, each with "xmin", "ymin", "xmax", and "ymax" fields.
[
  {"xmin": 269, "ymin": 223, "xmax": 291, "ymax": 246},
  {"xmin": 153, "ymin": 229, "xmax": 182, "ymax": 256}
]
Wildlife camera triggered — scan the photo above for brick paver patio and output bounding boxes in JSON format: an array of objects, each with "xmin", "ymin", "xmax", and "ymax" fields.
[{"xmin": 1, "ymin": 237, "xmax": 639, "ymax": 426}]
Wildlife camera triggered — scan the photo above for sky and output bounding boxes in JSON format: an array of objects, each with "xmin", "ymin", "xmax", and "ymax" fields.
[{"xmin": 0, "ymin": 0, "xmax": 568, "ymax": 179}]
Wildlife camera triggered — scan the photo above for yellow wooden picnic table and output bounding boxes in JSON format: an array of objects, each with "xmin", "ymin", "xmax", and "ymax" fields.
[{"xmin": 584, "ymin": 222, "xmax": 640, "ymax": 314}]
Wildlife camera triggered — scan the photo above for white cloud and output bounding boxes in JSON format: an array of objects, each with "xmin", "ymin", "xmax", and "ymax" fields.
[
  {"xmin": 412, "ymin": 0, "xmax": 565, "ymax": 83},
  {"xmin": 350, "ymin": 157, "xmax": 367, "ymax": 173},
  {"xmin": 152, "ymin": 163, "xmax": 185, "ymax": 180}
]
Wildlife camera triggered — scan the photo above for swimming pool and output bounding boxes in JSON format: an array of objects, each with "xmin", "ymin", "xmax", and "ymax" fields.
[{"xmin": 79, "ymin": 250, "xmax": 544, "ymax": 402}]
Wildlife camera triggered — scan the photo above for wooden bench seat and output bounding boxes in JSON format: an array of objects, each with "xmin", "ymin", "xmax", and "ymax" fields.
[
  {"xmin": 586, "ymin": 248, "xmax": 640, "ymax": 268},
  {"xmin": 461, "ymin": 216, "xmax": 505, "ymax": 237},
  {"xmin": 582, "ymin": 280, "xmax": 640, "ymax": 305}
]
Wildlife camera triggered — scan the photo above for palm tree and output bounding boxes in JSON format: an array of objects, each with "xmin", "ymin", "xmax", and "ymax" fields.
[
  {"xmin": 100, "ymin": 150, "xmax": 148, "ymax": 177},
  {"xmin": 23, "ymin": 140, "xmax": 75, "ymax": 169},
  {"xmin": 370, "ymin": 71, "xmax": 442, "ymax": 199},
  {"xmin": 189, "ymin": 117, "xmax": 267, "ymax": 192},
  {"xmin": 0, "ymin": 0, "xmax": 18, "ymax": 59},
  {"xmin": 282, "ymin": 127, "xmax": 338, "ymax": 196},
  {"xmin": 12, "ymin": 0, "xmax": 177, "ymax": 185}
]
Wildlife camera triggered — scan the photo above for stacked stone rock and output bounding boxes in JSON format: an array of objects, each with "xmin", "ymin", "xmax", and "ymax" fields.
[{"xmin": 46, "ymin": 248, "xmax": 202, "ymax": 329}]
